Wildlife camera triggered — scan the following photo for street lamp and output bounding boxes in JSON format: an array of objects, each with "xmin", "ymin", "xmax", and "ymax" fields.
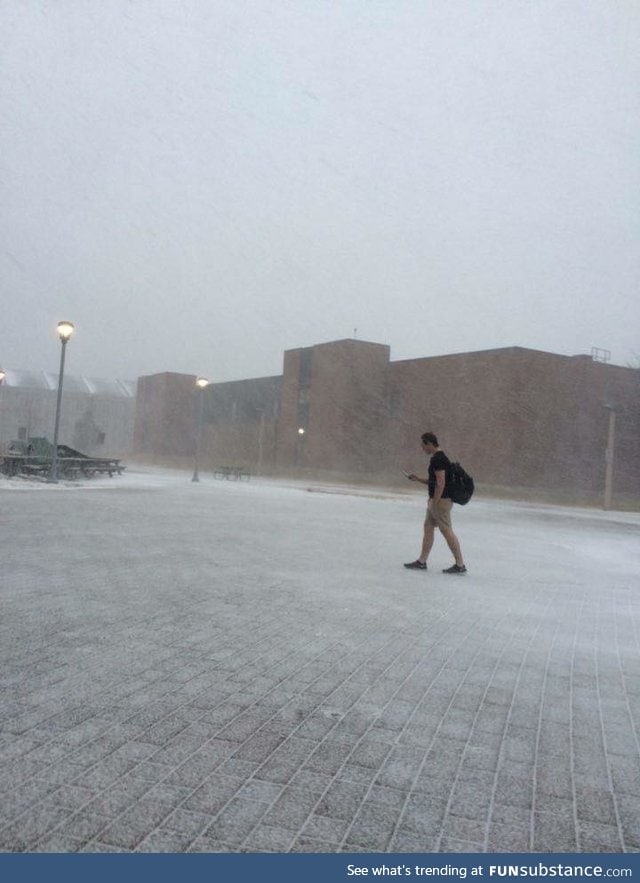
[
  {"xmin": 191, "ymin": 376, "xmax": 209, "ymax": 483},
  {"xmin": 603, "ymin": 403, "xmax": 616, "ymax": 511},
  {"xmin": 0, "ymin": 370, "xmax": 5, "ymax": 455},
  {"xmin": 47, "ymin": 321, "xmax": 75, "ymax": 483}
]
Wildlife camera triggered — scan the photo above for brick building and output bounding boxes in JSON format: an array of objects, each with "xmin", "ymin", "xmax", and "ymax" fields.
[{"xmin": 133, "ymin": 339, "xmax": 640, "ymax": 504}]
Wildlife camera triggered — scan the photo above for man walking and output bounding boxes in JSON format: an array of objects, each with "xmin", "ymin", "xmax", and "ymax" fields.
[{"xmin": 404, "ymin": 432, "xmax": 467, "ymax": 574}]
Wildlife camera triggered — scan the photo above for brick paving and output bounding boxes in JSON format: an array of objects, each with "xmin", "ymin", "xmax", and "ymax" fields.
[{"xmin": 0, "ymin": 471, "xmax": 639, "ymax": 853}]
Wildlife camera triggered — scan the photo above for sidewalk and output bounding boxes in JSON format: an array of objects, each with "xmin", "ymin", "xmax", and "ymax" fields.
[{"xmin": 1, "ymin": 470, "xmax": 639, "ymax": 853}]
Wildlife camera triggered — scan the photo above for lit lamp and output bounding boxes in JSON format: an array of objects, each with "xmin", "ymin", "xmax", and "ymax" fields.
[
  {"xmin": 191, "ymin": 376, "xmax": 209, "ymax": 483},
  {"xmin": 47, "ymin": 321, "xmax": 75, "ymax": 483}
]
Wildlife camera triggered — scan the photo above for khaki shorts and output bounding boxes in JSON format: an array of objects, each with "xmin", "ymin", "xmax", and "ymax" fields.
[{"xmin": 426, "ymin": 498, "xmax": 453, "ymax": 531}]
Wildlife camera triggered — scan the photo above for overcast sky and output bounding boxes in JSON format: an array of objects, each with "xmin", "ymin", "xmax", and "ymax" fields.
[{"xmin": 2, "ymin": 0, "xmax": 639, "ymax": 382}]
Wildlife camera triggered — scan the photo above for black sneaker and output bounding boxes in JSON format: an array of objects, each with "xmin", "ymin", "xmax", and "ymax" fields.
[
  {"xmin": 442, "ymin": 564, "xmax": 467, "ymax": 574},
  {"xmin": 404, "ymin": 560, "xmax": 427, "ymax": 570}
]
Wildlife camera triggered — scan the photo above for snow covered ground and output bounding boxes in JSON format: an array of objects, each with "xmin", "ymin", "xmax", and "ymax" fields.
[{"xmin": 0, "ymin": 467, "xmax": 639, "ymax": 853}]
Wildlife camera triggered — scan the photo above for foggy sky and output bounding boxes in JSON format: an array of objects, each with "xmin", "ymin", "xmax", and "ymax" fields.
[{"xmin": 2, "ymin": 0, "xmax": 639, "ymax": 383}]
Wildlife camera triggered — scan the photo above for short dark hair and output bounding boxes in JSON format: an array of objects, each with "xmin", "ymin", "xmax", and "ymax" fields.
[{"xmin": 421, "ymin": 432, "xmax": 438, "ymax": 446}]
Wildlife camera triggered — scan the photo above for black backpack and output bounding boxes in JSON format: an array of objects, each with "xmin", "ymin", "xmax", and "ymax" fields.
[{"xmin": 448, "ymin": 461, "xmax": 475, "ymax": 505}]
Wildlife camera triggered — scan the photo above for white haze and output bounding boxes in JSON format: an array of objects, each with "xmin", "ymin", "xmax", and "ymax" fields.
[{"xmin": 2, "ymin": 1, "xmax": 639, "ymax": 382}]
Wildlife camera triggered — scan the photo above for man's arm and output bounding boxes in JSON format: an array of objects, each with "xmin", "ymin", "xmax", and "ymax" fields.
[
  {"xmin": 407, "ymin": 473, "xmax": 428, "ymax": 484},
  {"xmin": 432, "ymin": 469, "xmax": 446, "ymax": 503}
]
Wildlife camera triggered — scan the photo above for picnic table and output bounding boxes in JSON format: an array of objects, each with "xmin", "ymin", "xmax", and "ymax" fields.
[
  {"xmin": 213, "ymin": 465, "xmax": 251, "ymax": 481},
  {"xmin": 1, "ymin": 437, "xmax": 125, "ymax": 479}
]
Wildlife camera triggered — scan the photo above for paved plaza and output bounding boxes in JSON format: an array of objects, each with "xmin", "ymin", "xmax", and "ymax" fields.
[{"xmin": 1, "ymin": 469, "xmax": 639, "ymax": 854}]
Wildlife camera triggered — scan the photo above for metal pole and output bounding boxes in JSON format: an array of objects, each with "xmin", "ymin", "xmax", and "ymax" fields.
[
  {"xmin": 47, "ymin": 339, "xmax": 68, "ymax": 483},
  {"xmin": 191, "ymin": 385, "xmax": 205, "ymax": 482},
  {"xmin": 0, "ymin": 371, "xmax": 5, "ymax": 459},
  {"xmin": 603, "ymin": 407, "xmax": 616, "ymax": 510},
  {"xmin": 257, "ymin": 411, "xmax": 265, "ymax": 473}
]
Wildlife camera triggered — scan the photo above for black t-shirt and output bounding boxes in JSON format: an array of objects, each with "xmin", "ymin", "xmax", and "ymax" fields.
[{"xmin": 428, "ymin": 450, "xmax": 451, "ymax": 499}]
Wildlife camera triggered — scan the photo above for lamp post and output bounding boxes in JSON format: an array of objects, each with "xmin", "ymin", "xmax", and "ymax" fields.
[
  {"xmin": 191, "ymin": 376, "xmax": 209, "ymax": 482},
  {"xmin": 47, "ymin": 321, "xmax": 75, "ymax": 483},
  {"xmin": 257, "ymin": 410, "xmax": 265, "ymax": 473},
  {"xmin": 603, "ymin": 404, "xmax": 616, "ymax": 511},
  {"xmin": 0, "ymin": 370, "xmax": 5, "ymax": 455}
]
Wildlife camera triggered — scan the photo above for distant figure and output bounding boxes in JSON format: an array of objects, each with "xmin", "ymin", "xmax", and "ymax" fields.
[{"xmin": 404, "ymin": 432, "xmax": 467, "ymax": 574}]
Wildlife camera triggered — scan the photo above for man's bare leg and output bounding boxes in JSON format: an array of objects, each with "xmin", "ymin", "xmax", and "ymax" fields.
[
  {"xmin": 420, "ymin": 520, "xmax": 435, "ymax": 563},
  {"xmin": 440, "ymin": 526, "xmax": 464, "ymax": 567}
]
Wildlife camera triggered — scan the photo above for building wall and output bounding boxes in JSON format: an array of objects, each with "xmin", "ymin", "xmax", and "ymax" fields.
[
  {"xmin": 130, "ymin": 341, "xmax": 640, "ymax": 502},
  {"xmin": 133, "ymin": 372, "xmax": 197, "ymax": 458},
  {"xmin": 275, "ymin": 348, "xmax": 305, "ymax": 468},
  {"xmin": 390, "ymin": 347, "xmax": 548, "ymax": 485},
  {"xmin": 200, "ymin": 376, "xmax": 282, "ymax": 470},
  {"xmin": 276, "ymin": 339, "xmax": 390, "ymax": 473},
  {"xmin": 389, "ymin": 348, "xmax": 640, "ymax": 497}
]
